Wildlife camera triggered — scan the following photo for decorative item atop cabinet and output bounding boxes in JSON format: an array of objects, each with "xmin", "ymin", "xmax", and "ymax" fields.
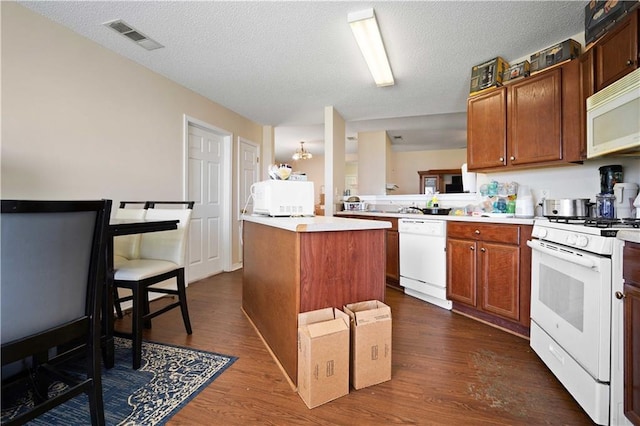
[{"xmin": 467, "ymin": 58, "xmax": 583, "ymax": 172}]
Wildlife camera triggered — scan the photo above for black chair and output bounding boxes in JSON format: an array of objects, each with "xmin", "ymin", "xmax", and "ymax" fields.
[
  {"xmin": 1, "ymin": 199, "xmax": 111, "ymax": 426},
  {"xmin": 113, "ymin": 201, "xmax": 194, "ymax": 369},
  {"xmin": 112, "ymin": 202, "xmax": 149, "ymax": 320}
]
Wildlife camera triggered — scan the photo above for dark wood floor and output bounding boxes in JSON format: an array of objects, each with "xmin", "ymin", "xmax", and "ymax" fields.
[{"xmin": 115, "ymin": 270, "xmax": 594, "ymax": 425}]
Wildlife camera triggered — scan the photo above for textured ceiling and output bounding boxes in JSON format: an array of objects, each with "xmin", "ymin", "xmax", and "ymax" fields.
[{"xmin": 19, "ymin": 1, "xmax": 587, "ymax": 160}]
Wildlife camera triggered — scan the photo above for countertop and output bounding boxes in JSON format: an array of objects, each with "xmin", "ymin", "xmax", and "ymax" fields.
[
  {"xmin": 335, "ymin": 211, "xmax": 535, "ymax": 226},
  {"xmin": 617, "ymin": 229, "xmax": 640, "ymax": 244},
  {"xmin": 241, "ymin": 214, "xmax": 391, "ymax": 232}
]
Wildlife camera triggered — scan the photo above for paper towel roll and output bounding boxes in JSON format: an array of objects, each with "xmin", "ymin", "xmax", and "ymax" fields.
[{"xmin": 461, "ymin": 163, "xmax": 477, "ymax": 193}]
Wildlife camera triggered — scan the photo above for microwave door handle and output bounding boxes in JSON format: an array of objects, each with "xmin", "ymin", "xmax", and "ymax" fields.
[{"xmin": 526, "ymin": 240, "xmax": 598, "ymax": 270}]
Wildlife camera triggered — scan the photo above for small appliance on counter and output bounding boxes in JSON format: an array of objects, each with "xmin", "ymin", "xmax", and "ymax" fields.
[
  {"xmin": 635, "ymin": 192, "xmax": 640, "ymax": 219},
  {"xmin": 595, "ymin": 165, "xmax": 623, "ymax": 219},
  {"xmin": 252, "ymin": 180, "xmax": 314, "ymax": 217},
  {"xmin": 613, "ymin": 182, "xmax": 639, "ymax": 219},
  {"xmin": 599, "ymin": 165, "xmax": 623, "ymax": 194},
  {"xmin": 515, "ymin": 185, "xmax": 534, "ymax": 218},
  {"xmin": 596, "ymin": 193, "xmax": 616, "ymax": 219}
]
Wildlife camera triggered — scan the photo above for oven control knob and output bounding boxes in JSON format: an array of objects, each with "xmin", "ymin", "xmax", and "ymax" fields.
[
  {"xmin": 566, "ymin": 234, "xmax": 577, "ymax": 245},
  {"xmin": 535, "ymin": 228, "xmax": 548, "ymax": 238},
  {"xmin": 576, "ymin": 235, "xmax": 589, "ymax": 247}
]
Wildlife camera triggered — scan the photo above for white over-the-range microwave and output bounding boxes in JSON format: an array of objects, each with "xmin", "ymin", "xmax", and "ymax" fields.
[
  {"xmin": 251, "ymin": 180, "xmax": 315, "ymax": 217},
  {"xmin": 587, "ymin": 67, "xmax": 640, "ymax": 158}
]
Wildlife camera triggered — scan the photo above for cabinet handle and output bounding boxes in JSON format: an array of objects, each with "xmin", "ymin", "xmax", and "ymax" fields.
[
  {"xmin": 615, "ymin": 291, "xmax": 625, "ymax": 300},
  {"xmin": 510, "ymin": 156, "xmax": 515, "ymax": 161},
  {"xmin": 480, "ymin": 247, "xmax": 486, "ymax": 252},
  {"xmin": 499, "ymin": 157, "xmax": 504, "ymax": 162},
  {"xmin": 475, "ymin": 230, "xmax": 480, "ymax": 234},
  {"xmin": 470, "ymin": 246, "xmax": 475, "ymax": 251},
  {"xmin": 627, "ymin": 59, "xmax": 634, "ymax": 66}
]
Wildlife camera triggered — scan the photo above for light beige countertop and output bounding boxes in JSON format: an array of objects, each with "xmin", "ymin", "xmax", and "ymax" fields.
[
  {"xmin": 335, "ymin": 211, "xmax": 535, "ymax": 226},
  {"xmin": 617, "ymin": 229, "xmax": 640, "ymax": 244},
  {"xmin": 241, "ymin": 214, "xmax": 391, "ymax": 232}
]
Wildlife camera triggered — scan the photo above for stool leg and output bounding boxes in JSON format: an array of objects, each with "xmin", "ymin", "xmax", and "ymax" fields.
[
  {"xmin": 176, "ymin": 269, "xmax": 192, "ymax": 334},
  {"xmin": 131, "ymin": 283, "xmax": 144, "ymax": 370},
  {"xmin": 113, "ymin": 287, "xmax": 123, "ymax": 319}
]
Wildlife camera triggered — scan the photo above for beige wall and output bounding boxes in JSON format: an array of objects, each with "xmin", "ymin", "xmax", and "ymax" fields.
[
  {"xmin": 357, "ymin": 130, "xmax": 389, "ymax": 195},
  {"xmin": 1, "ymin": 3, "xmax": 263, "ymax": 269}
]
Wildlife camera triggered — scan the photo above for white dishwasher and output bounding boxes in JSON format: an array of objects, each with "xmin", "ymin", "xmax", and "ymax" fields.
[{"xmin": 398, "ymin": 218, "xmax": 451, "ymax": 310}]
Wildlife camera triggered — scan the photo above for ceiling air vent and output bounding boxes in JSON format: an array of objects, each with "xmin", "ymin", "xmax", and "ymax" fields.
[{"xmin": 103, "ymin": 19, "xmax": 164, "ymax": 51}]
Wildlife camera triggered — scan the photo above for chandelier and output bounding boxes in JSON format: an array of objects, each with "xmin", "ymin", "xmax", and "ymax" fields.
[{"xmin": 292, "ymin": 141, "xmax": 313, "ymax": 161}]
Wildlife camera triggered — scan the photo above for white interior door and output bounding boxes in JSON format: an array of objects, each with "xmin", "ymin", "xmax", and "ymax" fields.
[
  {"xmin": 187, "ymin": 124, "xmax": 225, "ymax": 281},
  {"xmin": 238, "ymin": 138, "xmax": 259, "ymax": 215},
  {"xmin": 238, "ymin": 138, "xmax": 259, "ymax": 263}
]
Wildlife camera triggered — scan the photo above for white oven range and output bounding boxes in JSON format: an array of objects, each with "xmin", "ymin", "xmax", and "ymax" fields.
[{"xmin": 527, "ymin": 218, "xmax": 637, "ymax": 425}]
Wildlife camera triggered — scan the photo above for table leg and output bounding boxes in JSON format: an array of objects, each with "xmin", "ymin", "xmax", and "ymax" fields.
[{"xmin": 102, "ymin": 237, "xmax": 115, "ymax": 368}]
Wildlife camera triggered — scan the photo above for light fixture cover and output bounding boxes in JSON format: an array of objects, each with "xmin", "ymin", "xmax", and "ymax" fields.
[
  {"xmin": 292, "ymin": 141, "xmax": 313, "ymax": 160},
  {"xmin": 348, "ymin": 9, "xmax": 394, "ymax": 87}
]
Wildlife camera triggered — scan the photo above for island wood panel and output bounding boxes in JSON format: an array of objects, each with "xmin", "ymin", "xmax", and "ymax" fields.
[
  {"xmin": 242, "ymin": 221, "xmax": 300, "ymax": 384},
  {"xmin": 242, "ymin": 220, "xmax": 386, "ymax": 386},
  {"xmin": 299, "ymin": 229, "xmax": 386, "ymax": 312}
]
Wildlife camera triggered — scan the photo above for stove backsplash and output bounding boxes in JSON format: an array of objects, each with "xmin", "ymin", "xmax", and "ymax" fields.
[{"xmin": 475, "ymin": 157, "xmax": 640, "ymax": 206}]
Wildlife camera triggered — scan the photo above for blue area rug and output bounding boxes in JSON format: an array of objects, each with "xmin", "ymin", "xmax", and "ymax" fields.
[{"xmin": 1, "ymin": 338, "xmax": 237, "ymax": 425}]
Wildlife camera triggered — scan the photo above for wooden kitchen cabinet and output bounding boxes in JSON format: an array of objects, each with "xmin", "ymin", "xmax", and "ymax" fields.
[
  {"xmin": 595, "ymin": 8, "xmax": 639, "ymax": 92},
  {"xmin": 623, "ymin": 241, "xmax": 640, "ymax": 425},
  {"xmin": 509, "ymin": 69, "xmax": 563, "ymax": 165},
  {"xmin": 467, "ymin": 88, "xmax": 507, "ymax": 169},
  {"xmin": 342, "ymin": 215, "xmax": 401, "ymax": 291},
  {"xmin": 446, "ymin": 221, "xmax": 532, "ymax": 337},
  {"xmin": 467, "ymin": 58, "xmax": 583, "ymax": 172}
]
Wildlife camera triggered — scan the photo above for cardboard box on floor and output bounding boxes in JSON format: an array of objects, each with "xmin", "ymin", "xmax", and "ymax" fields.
[
  {"xmin": 343, "ymin": 300, "xmax": 392, "ymax": 390},
  {"xmin": 297, "ymin": 307, "xmax": 350, "ymax": 409}
]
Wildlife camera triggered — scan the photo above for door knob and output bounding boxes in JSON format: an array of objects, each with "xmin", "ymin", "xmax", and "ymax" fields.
[
  {"xmin": 475, "ymin": 230, "xmax": 480, "ymax": 234},
  {"xmin": 480, "ymin": 247, "xmax": 486, "ymax": 252},
  {"xmin": 615, "ymin": 291, "xmax": 625, "ymax": 300},
  {"xmin": 627, "ymin": 59, "xmax": 634, "ymax": 66},
  {"xmin": 470, "ymin": 246, "xmax": 475, "ymax": 251},
  {"xmin": 499, "ymin": 157, "xmax": 504, "ymax": 162},
  {"xmin": 510, "ymin": 156, "xmax": 515, "ymax": 161}
]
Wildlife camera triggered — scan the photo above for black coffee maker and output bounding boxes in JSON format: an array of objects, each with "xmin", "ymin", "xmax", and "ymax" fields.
[
  {"xmin": 599, "ymin": 165, "xmax": 623, "ymax": 194},
  {"xmin": 598, "ymin": 165, "xmax": 623, "ymax": 219}
]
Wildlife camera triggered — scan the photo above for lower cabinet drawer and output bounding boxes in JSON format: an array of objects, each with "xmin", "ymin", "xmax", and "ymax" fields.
[{"xmin": 447, "ymin": 222, "xmax": 520, "ymax": 245}]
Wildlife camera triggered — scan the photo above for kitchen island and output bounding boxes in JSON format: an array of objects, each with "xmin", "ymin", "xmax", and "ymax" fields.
[{"xmin": 241, "ymin": 215, "xmax": 391, "ymax": 388}]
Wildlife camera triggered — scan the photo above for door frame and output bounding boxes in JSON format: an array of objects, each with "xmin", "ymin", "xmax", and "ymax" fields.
[
  {"xmin": 183, "ymin": 114, "xmax": 233, "ymax": 275},
  {"xmin": 237, "ymin": 136, "xmax": 260, "ymax": 216}
]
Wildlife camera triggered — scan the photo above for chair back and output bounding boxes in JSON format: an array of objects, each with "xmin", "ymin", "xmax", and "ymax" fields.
[
  {"xmin": 114, "ymin": 207, "xmax": 147, "ymax": 260},
  {"xmin": 139, "ymin": 207, "xmax": 193, "ymax": 266},
  {"xmin": 1, "ymin": 200, "xmax": 111, "ymax": 347}
]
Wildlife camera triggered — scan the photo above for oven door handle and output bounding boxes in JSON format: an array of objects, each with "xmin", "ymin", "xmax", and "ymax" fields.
[{"xmin": 526, "ymin": 240, "xmax": 598, "ymax": 270}]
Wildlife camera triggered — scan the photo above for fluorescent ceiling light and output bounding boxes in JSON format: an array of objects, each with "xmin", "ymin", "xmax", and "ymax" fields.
[{"xmin": 348, "ymin": 9, "xmax": 394, "ymax": 87}]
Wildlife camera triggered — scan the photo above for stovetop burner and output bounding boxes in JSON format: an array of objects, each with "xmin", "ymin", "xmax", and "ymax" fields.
[{"xmin": 546, "ymin": 216, "xmax": 640, "ymax": 228}]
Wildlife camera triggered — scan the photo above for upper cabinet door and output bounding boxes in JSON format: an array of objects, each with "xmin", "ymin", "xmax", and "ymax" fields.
[
  {"xmin": 508, "ymin": 68, "xmax": 563, "ymax": 165},
  {"xmin": 596, "ymin": 9, "xmax": 639, "ymax": 92},
  {"xmin": 467, "ymin": 88, "xmax": 507, "ymax": 170}
]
